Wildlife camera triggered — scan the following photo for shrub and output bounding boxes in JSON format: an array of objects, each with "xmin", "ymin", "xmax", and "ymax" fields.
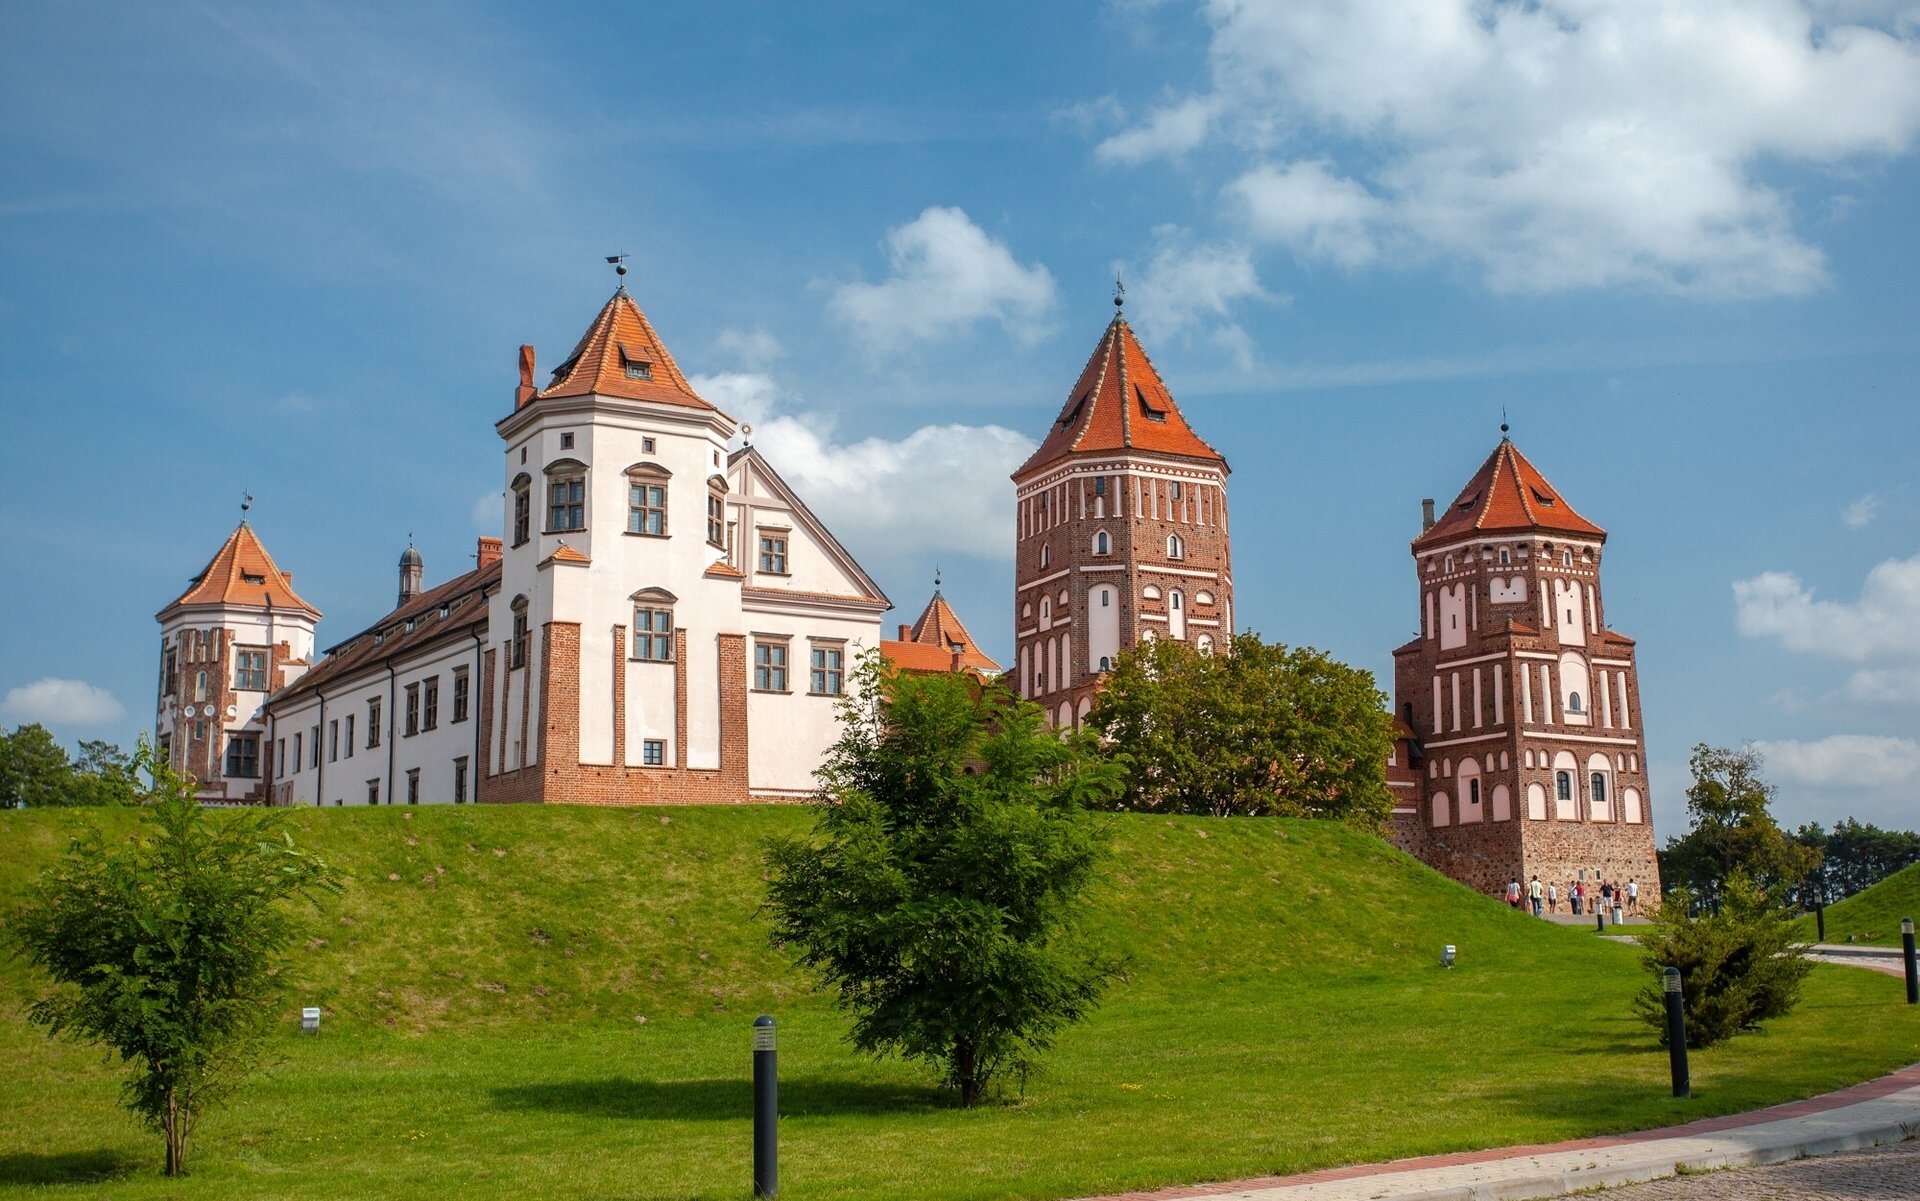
[{"xmin": 1632, "ymin": 872, "xmax": 1812, "ymax": 1049}]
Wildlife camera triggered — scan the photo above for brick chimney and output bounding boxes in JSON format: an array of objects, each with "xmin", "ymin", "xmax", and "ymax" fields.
[
  {"xmin": 515, "ymin": 344, "xmax": 537, "ymax": 409},
  {"xmin": 898, "ymin": 623, "xmax": 912, "ymax": 641},
  {"xmin": 1421, "ymin": 498, "xmax": 1436, "ymax": 532},
  {"xmin": 476, "ymin": 536, "xmax": 503, "ymax": 570}
]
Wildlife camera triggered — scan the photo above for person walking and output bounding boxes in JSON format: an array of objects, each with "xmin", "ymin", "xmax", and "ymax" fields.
[
  {"xmin": 1600, "ymin": 880, "xmax": 1614, "ymax": 913},
  {"xmin": 1547, "ymin": 881, "xmax": 1558, "ymax": 914},
  {"xmin": 1627, "ymin": 878, "xmax": 1639, "ymax": 914},
  {"xmin": 1528, "ymin": 875, "xmax": 1544, "ymax": 917},
  {"xmin": 1571, "ymin": 881, "xmax": 1583, "ymax": 916}
]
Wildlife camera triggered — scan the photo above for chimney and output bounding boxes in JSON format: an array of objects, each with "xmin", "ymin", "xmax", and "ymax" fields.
[
  {"xmin": 1421, "ymin": 498, "xmax": 1436, "ymax": 532},
  {"xmin": 898, "ymin": 624, "xmax": 912, "ymax": 641},
  {"xmin": 476, "ymin": 536, "xmax": 503, "ymax": 570},
  {"xmin": 515, "ymin": 344, "xmax": 536, "ymax": 409}
]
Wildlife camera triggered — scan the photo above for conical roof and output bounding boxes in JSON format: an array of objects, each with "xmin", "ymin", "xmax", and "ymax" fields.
[
  {"xmin": 1015, "ymin": 314, "xmax": 1225, "ymax": 479},
  {"xmin": 160, "ymin": 523, "xmax": 320, "ymax": 620},
  {"xmin": 536, "ymin": 288, "xmax": 715, "ymax": 412},
  {"xmin": 883, "ymin": 586, "xmax": 1000, "ymax": 674},
  {"xmin": 1413, "ymin": 439, "xmax": 1606, "ymax": 550}
]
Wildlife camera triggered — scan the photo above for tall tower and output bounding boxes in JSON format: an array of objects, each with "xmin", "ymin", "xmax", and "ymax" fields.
[
  {"xmin": 155, "ymin": 522, "xmax": 319, "ymax": 801},
  {"xmin": 1011, "ymin": 301, "xmax": 1231, "ymax": 729},
  {"xmin": 1390, "ymin": 435, "xmax": 1660, "ymax": 904}
]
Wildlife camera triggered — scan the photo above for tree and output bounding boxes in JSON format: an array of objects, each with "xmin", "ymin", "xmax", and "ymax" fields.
[
  {"xmin": 763, "ymin": 654, "xmax": 1123, "ymax": 1106},
  {"xmin": 67, "ymin": 739, "xmax": 141, "ymax": 807},
  {"xmin": 0, "ymin": 723, "xmax": 72, "ymax": 808},
  {"xmin": 1792, "ymin": 818, "xmax": 1920, "ymax": 903},
  {"xmin": 1658, "ymin": 744, "xmax": 1819, "ymax": 910},
  {"xmin": 1632, "ymin": 872, "xmax": 1813, "ymax": 1048},
  {"xmin": 7, "ymin": 741, "xmax": 340, "ymax": 1175},
  {"xmin": 1085, "ymin": 633, "xmax": 1394, "ymax": 823}
]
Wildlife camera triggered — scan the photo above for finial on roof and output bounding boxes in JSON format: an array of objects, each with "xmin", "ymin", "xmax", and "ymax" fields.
[
  {"xmin": 605, "ymin": 252, "xmax": 629, "ymax": 293},
  {"xmin": 240, "ymin": 490, "xmax": 254, "ymax": 524},
  {"xmin": 1500, "ymin": 407, "xmax": 1510, "ymax": 439},
  {"xmin": 741, "ymin": 422, "xmax": 752, "ymax": 447},
  {"xmin": 1113, "ymin": 278, "xmax": 1126, "ymax": 312},
  {"xmin": 934, "ymin": 565, "xmax": 942, "ymax": 595}
]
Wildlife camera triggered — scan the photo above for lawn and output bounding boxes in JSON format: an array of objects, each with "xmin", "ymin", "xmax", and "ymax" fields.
[
  {"xmin": 3, "ymin": 806, "xmax": 1917, "ymax": 1201},
  {"xmin": 1800, "ymin": 861, "xmax": 1920, "ymax": 948}
]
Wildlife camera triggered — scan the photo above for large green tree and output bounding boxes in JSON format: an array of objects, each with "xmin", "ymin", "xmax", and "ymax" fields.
[
  {"xmin": 1086, "ymin": 633, "xmax": 1394, "ymax": 823},
  {"xmin": 8, "ymin": 741, "xmax": 340, "ymax": 1174},
  {"xmin": 764, "ymin": 655, "xmax": 1123, "ymax": 1106},
  {"xmin": 0, "ymin": 723, "xmax": 72, "ymax": 808},
  {"xmin": 1659, "ymin": 744, "xmax": 1819, "ymax": 908},
  {"xmin": 1791, "ymin": 817, "xmax": 1920, "ymax": 904}
]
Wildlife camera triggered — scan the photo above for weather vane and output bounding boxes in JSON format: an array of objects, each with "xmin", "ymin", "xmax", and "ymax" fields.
[
  {"xmin": 241, "ymin": 490, "xmax": 254, "ymax": 520},
  {"xmin": 934, "ymin": 565, "xmax": 942, "ymax": 591},
  {"xmin": 1113, "ymin": 279, "xmax": 1126, "ymax": 309},
  {"xmin": 1500, "ymin": 406, "xmax": 1510, "ymax": 436},
  {"xmin": 605, "ymin": 252, "xmax": 629, "ymax": 286}
]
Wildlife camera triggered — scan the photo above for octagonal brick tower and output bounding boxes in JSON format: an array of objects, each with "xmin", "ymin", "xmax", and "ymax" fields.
[{"xmin": 1011, "ymin": 305, "xmax": 1231, "ymax": 729}]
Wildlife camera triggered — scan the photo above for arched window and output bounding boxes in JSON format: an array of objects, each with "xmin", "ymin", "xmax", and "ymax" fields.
[
  {"xmin": 1555, "ymin": 771, "xmax": 1572, "ymax": 801},
  {"xmin": 1445, "ymin": 555, "xmax": 1454, "ymax": 572},
  {"xmin": 545, "ymin": 459, "xmax": 587, "ymax": 532},
  {"xmin": 511, "ymin": 473, "xmax": 532, "ymax": 546},
  {"xmin": 1040, "ymin": 544, "xmax": 1050, "ymax": 568},
  {"xmin": 510, "ymin": 596, "xmax": 530, "ymax": 670},
  {"xmin": 1562, "ymin": 549, "xmax": 1573, "ymax": 566},
  {"xmin": 1167, "ymin": 534, "xmax": 1184, "ymax": 559},
  {"xmin": 1195, "ymin": 590, "xmax": 1213, "ymax": 605},
  {"xmin": 631, "ymin": 588, "xmax": 676, "ymax": 661},
  {"xmin": 1098, "ymin": 656, "xmax": 1111, "ymax": 671},
  {"xmin": 1196, "ymin": 634, "xmax": 1213, "ymax": 655},
  {"xmin": 1170, "ymin": 591, "xmax": 1182, "ymax": 610},
  {"xmin": 1567, "ymin": 691, "xmax": 1583, "ymax": 713},
  {"xmin": 1093, "ymin": 530, "xmax": 1111, "ymax": 555},
  {"xmin": 1590, "ymin": 773, "xmax": 1607, "ymax": 806},
  {"xmin": 1141, "ymin": 585, "xmax": 1161, "ymax": 600},
  {"xmin": 1168, "ymin": 589, "xmax": 1186, "ymax": 639}
]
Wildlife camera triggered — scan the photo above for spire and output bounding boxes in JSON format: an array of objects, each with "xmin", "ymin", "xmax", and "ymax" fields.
[
  {"xmin": 882, "ymin": 585, "xmax": 1002, "ymax": 675},
  {"xmin": 160, "ymin": 523, "xmax": 320, "ymax": 621},
  {"xmin": 1413, "ymin": 438, "xmax": 1606, "ymax": 550},
  {"xmin": 1014, "ymin": 307, "xmax": 1226, "ymax": 479},
  {"xmin": 533, "ymin": 288, "xmax": 716, "ymax": 412}
]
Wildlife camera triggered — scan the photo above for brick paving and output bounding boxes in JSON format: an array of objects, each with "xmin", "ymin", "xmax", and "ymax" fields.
[{"xmin": 1587, "ymin": 1136, "xmax": 1920, "ymax": 1198}]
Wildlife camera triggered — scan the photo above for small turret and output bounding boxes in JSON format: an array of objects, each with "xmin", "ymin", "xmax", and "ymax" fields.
[{"xmin": 399, "ymin": 541, "xmax": 424, "ymax": 607}]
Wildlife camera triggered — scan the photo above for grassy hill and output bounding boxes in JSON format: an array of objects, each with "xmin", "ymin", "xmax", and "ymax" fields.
[
  {"xmin": 3, "ymin": 805, "xmax": 1918, "ymax": 1201},
  {"xmin": 1802, "ymin": 861, "xmax": 1920, "ymax": 947}
]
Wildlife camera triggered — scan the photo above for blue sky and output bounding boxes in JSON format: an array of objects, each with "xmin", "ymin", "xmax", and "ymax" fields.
[{"xmin": 3, "ymin": 1, "xmax": 1918, "ymax": 832}]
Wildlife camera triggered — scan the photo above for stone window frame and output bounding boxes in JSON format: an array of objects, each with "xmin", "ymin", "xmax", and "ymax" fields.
[
  {"xmin": 757, "ymin": 528, "xmax": 791, "ymax": 576},
  {"xmin": 452, "ymin": 669, "xmax": 470, "ymax": 724},
  {"xmin": 367, "ymin": 696, "xmax": 383, "ymax": 748},
  {"xmin": 510, "ymin": 596, "xmax": 530, "ymax": 671},
  {"xmin": 809, "ymin": 639, "xmax": 846, "ymax": 697},
  {"xmin": 406, "ymin": 768, "xmax": 421, "ymax": 805},
  {"xmin": 511, "ymin": 473, "xmax": 533, "ymax": 547},
  {"xmin": 544, "ymin": 458, "xmax": 588, "ymax": 534},
  {"xmin": 752, "ymin": 636, "xmax": 791, "ymax": 693},
  {"xmin": 630, "ymin": 587, "xmax": 677, "ymax": 663},
  {"xmin": 625, "ymin": 461, "xmax": 671, "ymax": 538},
  {"xmin": 233, "ymin": 647, "xmax": 269, "ymax": 691},
  {"xmin": 706, "ymin": 475, "xmax": 729, "ymax": 547},
  {"xmin": 453, "ymin": 756, "xmax": 469, "ymax": 803},
  {"xmin": 423, "ymin": 676, "xmax": 440, "ymax": 731},
  {"xmin": 404, "ymin": 682, "xmax": 421, "ymax": 737}
]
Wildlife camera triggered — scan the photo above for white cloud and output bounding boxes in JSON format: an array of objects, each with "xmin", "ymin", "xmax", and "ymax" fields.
[
  {"xmin": 691, "ymin": 372, "xmax": 1035, "ymax": 560},
  {"xmin": 1844, "ymin": 668, "xmax": 1920, "ymax": 704},
  {"xmin": 1100, "ymin": 0, "xmax": 1920, "ymax": 296},
  {"xmin": 1843, "ymin": 492, "xmax": 1883, "ymax": 527},
  {"xmin": 713, "ymin": 328, "xmax": 784, "ymax": 370},
  {"xmin": 829, "ymin": 207, "xmax": 1058, "ymax": 350},
  {"xmin": 1228, "ymin": 160, "xmax": 1384, "ymax": 266},
  {"xmin": 2, "ymin": 678, "xmax": 126, "ymax": 727},
  {"xmin": 1734, "ymin": 553, "xmax": 1920, "ymax": 661},
  {"xmin": 1751, "ymin": 734, "xmax": 1920, "ymax": 790},
  {"xmin": 1122, "ymin": 230, "xmax": 1272, "ymax": 347}
]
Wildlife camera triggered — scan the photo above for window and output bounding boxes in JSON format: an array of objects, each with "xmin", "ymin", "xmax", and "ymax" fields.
[
  {"xmin": 810, "ymin": 645, "xmax": 844, "ymax": 695},
  {"xmin": 405, "ymin": 683, "xmax": 420, "ymax": 736},
  {"xmin": 193, "ymin": 720, "xmax": 207, "ymax": 742},
  {"xmin": 406, "ymin": 769, "xmax": 420, "ymax": 805},
  {"xmin": 344, "ymin": 714, "xmax": 355, "ymax": 758},
  {"xmin": 454, "ymin": 757, "xmax": 468, "ymax": 803},
  {"xmin": 758, "ymin": 534, "xmax": 789, "ymax": 574},
  {"xmin": 632, "ymin": 605, "xmax": 674, "ymax": 661},
  {"xmin": 1094, "ymin": 531, "xmax": 1110, "ymax": 555},
  {"xmin": 1499, "ymin": 548, "xmax": 1511, "ymax": 565},
  {"xmin": 546, "ymin": 462, "xmax": 586, "ymax": 532},
  {"xmin": 560, "ymin": 431, "xmax": 574, "ymax": 450},
  {"xmin": 1562, "ymin": 549, "xmax": 1573, "ymax": 566},
  {"xmin": 1195, "ymin": 635, "xmax": 1213, "ymax": 656},
  {"xmin": 1469, "ymin": 778, "xmax": 1481, "ymax": 807},
  {"xmin": 1093, "ymin": 477, "xmax": 1106, "ymax": 496},
  {"xmin": 276, "ymin": 738, "xmax": 286, "ymax": 777},
  {"xmin": 1039, "ymin": 544, "xmax": 1050, "ymax": 568},
  {"xmin": 1590, "ymin": 773, "xmax": 1608, "ymax": 805},
  {"xmin": 329, "ymin": 720, "xmax": 339, "ymax": 762},
  {"xmin": 707, "ymin": 490, "xmax": 726, "ymax": 546},
  {"xmin": 642, "ymin": 739, "xmax": 665, "ymax": 766},
  {"xmin": 1100, "ymin": 590, "xmax": 1110, "ymax": 607},
  {"xmin": 627, "ymin": 357, "xmax": 653, "ymax": 381},
  {"xmin": 293, "ymin": 732, "xmax": 302, "ymax": 770},
  {"xmin": 511, "ymin": 475, "xmax": 531, "ymax": 546},
  {"xmin": 367, "ymin": 779, "xmax": 380, "ymax": 806},
  {"xmin": 423, "ymin": 677, "xmax": 439, "ymax": 730},
  {"xmin": 163, "ymin": 647, "xmax": 178, "ymax": 694},
  {"xmin": 1099, "ymin": 656, "xmax": 1111, "ymax": 671},
  {"xmin": 511, "ymin": 598, "xmax": 529, "ymax": 670},
  {"xmin": 193, "ymin": 671, "xmax": 208, "ymax": 702},
  {"xmin": 1167, "ymin": 534, "xmax": 1185, "ymax": 559},
  {"xmin": 452, "ymin": 670, "xmax": 469, "ymax": 723},
  {"xmin": 754, "ymin": 641, "xmax": 789, "ymax": 692},
  {"xmin": 1171, "ymin": 481, "xmax": 1183, "ymax": 500},
  {"xmin": 224, "ymin": 735, "xmax": 259, "ymax": 779},
  {"xmin": 368, "ymin": 697, "xmax": 382, "ymax": 747},
  {"xmin": 1567, "ymin": 691, "xmax": 1583, "ymax": 713},
  {"xmin": 1555, "ymin": 771, "xmax": 1573, "ymax": 802},
  {"xmin": 234, "ymin": 649, "xmax": 268, "ymax": 691},
  {"xmin": 642, "ymin": 436, "xmax": 656, "ymax": 453},
  {"xmin": 310, "ymin": 727, "xmax": 319, "ymax": 768},
  {"xmin": 628, "ymin": 481, "xmax": 667, "ymax": 535}
]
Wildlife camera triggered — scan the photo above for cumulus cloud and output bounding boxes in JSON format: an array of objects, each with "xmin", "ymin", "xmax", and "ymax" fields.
[
  {"xmin": 830, "ymin": 207, "xmax": 1058, "ymax": 350},
  {"xmin": 1121, "ymin": 230, "xmax": 1272, "ymax": 354},
  {"xmin": 1843, "ymin": 492, "xmax": 1883, "ymax": 527},
  {"xmin": 691, "ymin": 372, "xmax": 1035, "ymax": 560},
  {"xmin": 2, "ymin": 678, "xmax": 126, "ymax": 727},
  {"xmin": 1734, "ymin": 553, "xmax": 1920, "ymax": 661},
  {"xmin": 1099, "ymin": 0, "xmax": 1920, "ymax": 295},
  {"xmin": 1751, "ymin": 734, "xmax": 1920, "ymax": 790}
]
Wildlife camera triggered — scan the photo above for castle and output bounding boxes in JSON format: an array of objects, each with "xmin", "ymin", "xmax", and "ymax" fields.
[{"xmin": 154, "ymin": 282, "xmax": 1658, "ymax": 898}]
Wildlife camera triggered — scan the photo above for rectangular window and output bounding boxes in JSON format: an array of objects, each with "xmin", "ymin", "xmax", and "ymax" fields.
[
  {"xmin": 310, "ymin": 727, "xmax": 319, "ymax": 769},
  {"xmin": 329, "ymin": 720, "xmax": 339, "ymax": 762},
  {"xmin": 641, "ymin": 436, "xmax": 656, "ymax": 452},
  {"xmin": 548, "ymin": 476, "xmax": 585, "ymax": 531},
  {"xmin": 225, "ymin": 734, "xmax": 260, "ymax": 779},
  {"xmin": 195, "ymin": 720, "xmax": 208, "ymax": 743},
  {"xmin": 454, "ymin": 757, "xmax": 469, "ymax": 802},
  {"xmin": 234, "ymin": 648, "xmax": 268, "ymax": 691},
  {"xmin": 163, "ymin": 647, "xmax": 178, "ymax": 695},
  {"xmin": 452, "ymin": 669, "xmax": 469, "ymax": 723},
  {"xmin": 512, "ymin": 610, "xmax": 529, "ymax": 670},
  {"xmin": 368, "ymin": 697, "xmax": 382, "ymax": 747},
  {"xmin": 276, "ymin": 738, "xmax": 286, "ymax": 778},
  {"xmin": 707, "ymin": 492, "xmax": 726, "ymax": 546},
  {"xmin": 632, "ymin": 607, "xmax": 674, "ymax": 661},
  {"xmin": 753, "ymin": 641, "xmax": 789, "ymax": 692},
  {"xmin": 423, "ymin": 677, "xmax": 439, "ymax": 730},
  {"xmin": 642, "ymin": 739, "xmax": 665, "ymax": 766},
  {"xmin": 293, "ymin": 732, "xmax": 302, "ymax": 770},
  {"xmin": 405, "ymin": 683, "xmax": 420, "ymax": 736},
  {"xmin": 758, "ymin": 534, "xmax": 789, "ymax": 574},
  {"xmin": 367, "ymin": 779, "xmax": 380, "ymax": 806},
  {"xmin": 513, "ymin": 485, "xmax": 530, "ymax": 546},
  {"xmin": 406, "ymin": 769, "xmax": 420, "ymax": 805},
  {"xmin": 810, "ymin": 645, "xmax": 844, "ymax": 696},
  {"xmin": 344, "ymin": 714, "xmax": 355, "ymax": 758},
  {"xmin": 628, "ymin": 482, "xmax": 667, "ymax": 535},
  {"xmin": 560, "ymin": 431, "xmax": 575, "ymax": 450}
]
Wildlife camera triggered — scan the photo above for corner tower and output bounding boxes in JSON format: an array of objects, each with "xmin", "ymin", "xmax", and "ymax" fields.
[
  {"xmin": 1012, "ymin": 302, "xmax": 1231, "ymax": 729},
  {"xmin": 1390, "ymin": 436, "xmax": 1660, "ymax": 904}
]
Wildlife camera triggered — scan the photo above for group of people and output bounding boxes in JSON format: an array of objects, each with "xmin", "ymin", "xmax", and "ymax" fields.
[{"xmin": 1503, "ymin": 875, "xmax": 1639, "ymax": 919}]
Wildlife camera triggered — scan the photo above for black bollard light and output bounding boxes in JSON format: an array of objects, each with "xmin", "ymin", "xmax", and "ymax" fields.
[
  {"xmin": 1815, "ymin": 901, "xmax": 1825, "ymax": 943},
  {"xmin": 753, "ymin": 1015, "xmax": 778, "ymax": 1197},
  {"xmin": 1597, "ymin": 909, "xmax": 1606, "ymax": 933},
  {"xmin": 1663, "ymin": 967, "xmax": 1690, "ymax": 1098},
  {"xmin": 1903, "ymin": 919, "xmax": 1917, "ymax": 1006}
]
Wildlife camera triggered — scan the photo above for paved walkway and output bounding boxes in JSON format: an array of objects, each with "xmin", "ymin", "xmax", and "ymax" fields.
[{"xmin": 1576, "ymin": 1136, "xmax": 1920, "ymax": 1199}]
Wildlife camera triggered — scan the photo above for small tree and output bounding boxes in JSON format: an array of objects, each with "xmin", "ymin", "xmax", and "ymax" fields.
[
  {"xmin": 1632, "ymin": 872, "xmax": 1812, "ymax": 1048},
  {"xmin": 1087, "ymin": 633, "xmax": 1393, "ymax": 823},
  {"xmin": 1659, "ymin": 744, "xmax": 1819, "ymax": 909},
  {"xmin": 7, "ymin": 741, "xmax": 340, "ymax": 1174},
  {"xmin": 764, "ymin": 654, "xmax": 1122, "ymax": 1106}
]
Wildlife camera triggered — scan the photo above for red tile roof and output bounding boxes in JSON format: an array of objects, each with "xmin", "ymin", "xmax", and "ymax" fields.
[
  {"xmin": 1015, "ymin": 315, "xmax": 1225, "ymax": 478},
  {"xmin": 887, "ymin": 588, "xmax": 1001, "ymax": 674},
  {"xmin": 1412, "ymin": 439, "xmax": 1606, "ymax": 551},
  {"xmin": 270, "ymin": 561, "xmax": 499, "ymax": 707},
  {"xmin": 541, "ymin": 545, "xmax": 591, "ymax": 566},
  {"xmin": 534, "ymin": 288, "xmax": 715, "ymax": 412},
  {"xmin": 160, "ymin": 523, "xmax": 320, "ymax": 620}
]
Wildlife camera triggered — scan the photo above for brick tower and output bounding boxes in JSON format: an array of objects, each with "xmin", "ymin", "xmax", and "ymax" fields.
[
  {"xmin": 1012, "ymin": 299, "xmax": 1232, "ymax": 729},
  {"xmin": 1390, "ymin": 434, "xmax": 1661, "ymax": 905}
]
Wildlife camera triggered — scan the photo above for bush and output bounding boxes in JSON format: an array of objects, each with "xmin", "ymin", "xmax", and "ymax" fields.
[{"xmin": 1632, "ymin": 872, "xmax": 1812, "ymax": 1049}]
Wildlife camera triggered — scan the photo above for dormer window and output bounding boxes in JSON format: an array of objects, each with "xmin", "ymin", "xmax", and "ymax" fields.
[
  {"xmin": 1136, "ymin": 383, "xmax": 1168, "ymax": 422},
  {"xmin": 620, "ymin": 344, "xmax": 653, "ymax": 380},
  {"xmin": 242, "ymin": 572, "xmax": 266, "ymax": 586}
]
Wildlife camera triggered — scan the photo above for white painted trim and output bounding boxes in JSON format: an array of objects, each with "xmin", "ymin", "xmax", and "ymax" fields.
[
  {"xmin": 1422, "ymin": 732, "xmax": 1507, "ymax": 749},
  {"xmin": 1519, "ymin": 730, "xmax": 1643, "ymax": 746},
  {"xmin": 1019, "ymin": 568, "xmax": 1072, "ymax": 591},
  {"xmin": 1436, "ymin": 650, "xmax": 1509, "ymax": 670}
]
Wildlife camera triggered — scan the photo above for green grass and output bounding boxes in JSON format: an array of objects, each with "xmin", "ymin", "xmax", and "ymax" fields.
[
  {"xmin": 3, "ymin": 805, "xmax": 1917, "ymax": 1201},
  {"xmin": 1800, "ymin": 861, "xmax": 1920, "ymax": 947}
]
